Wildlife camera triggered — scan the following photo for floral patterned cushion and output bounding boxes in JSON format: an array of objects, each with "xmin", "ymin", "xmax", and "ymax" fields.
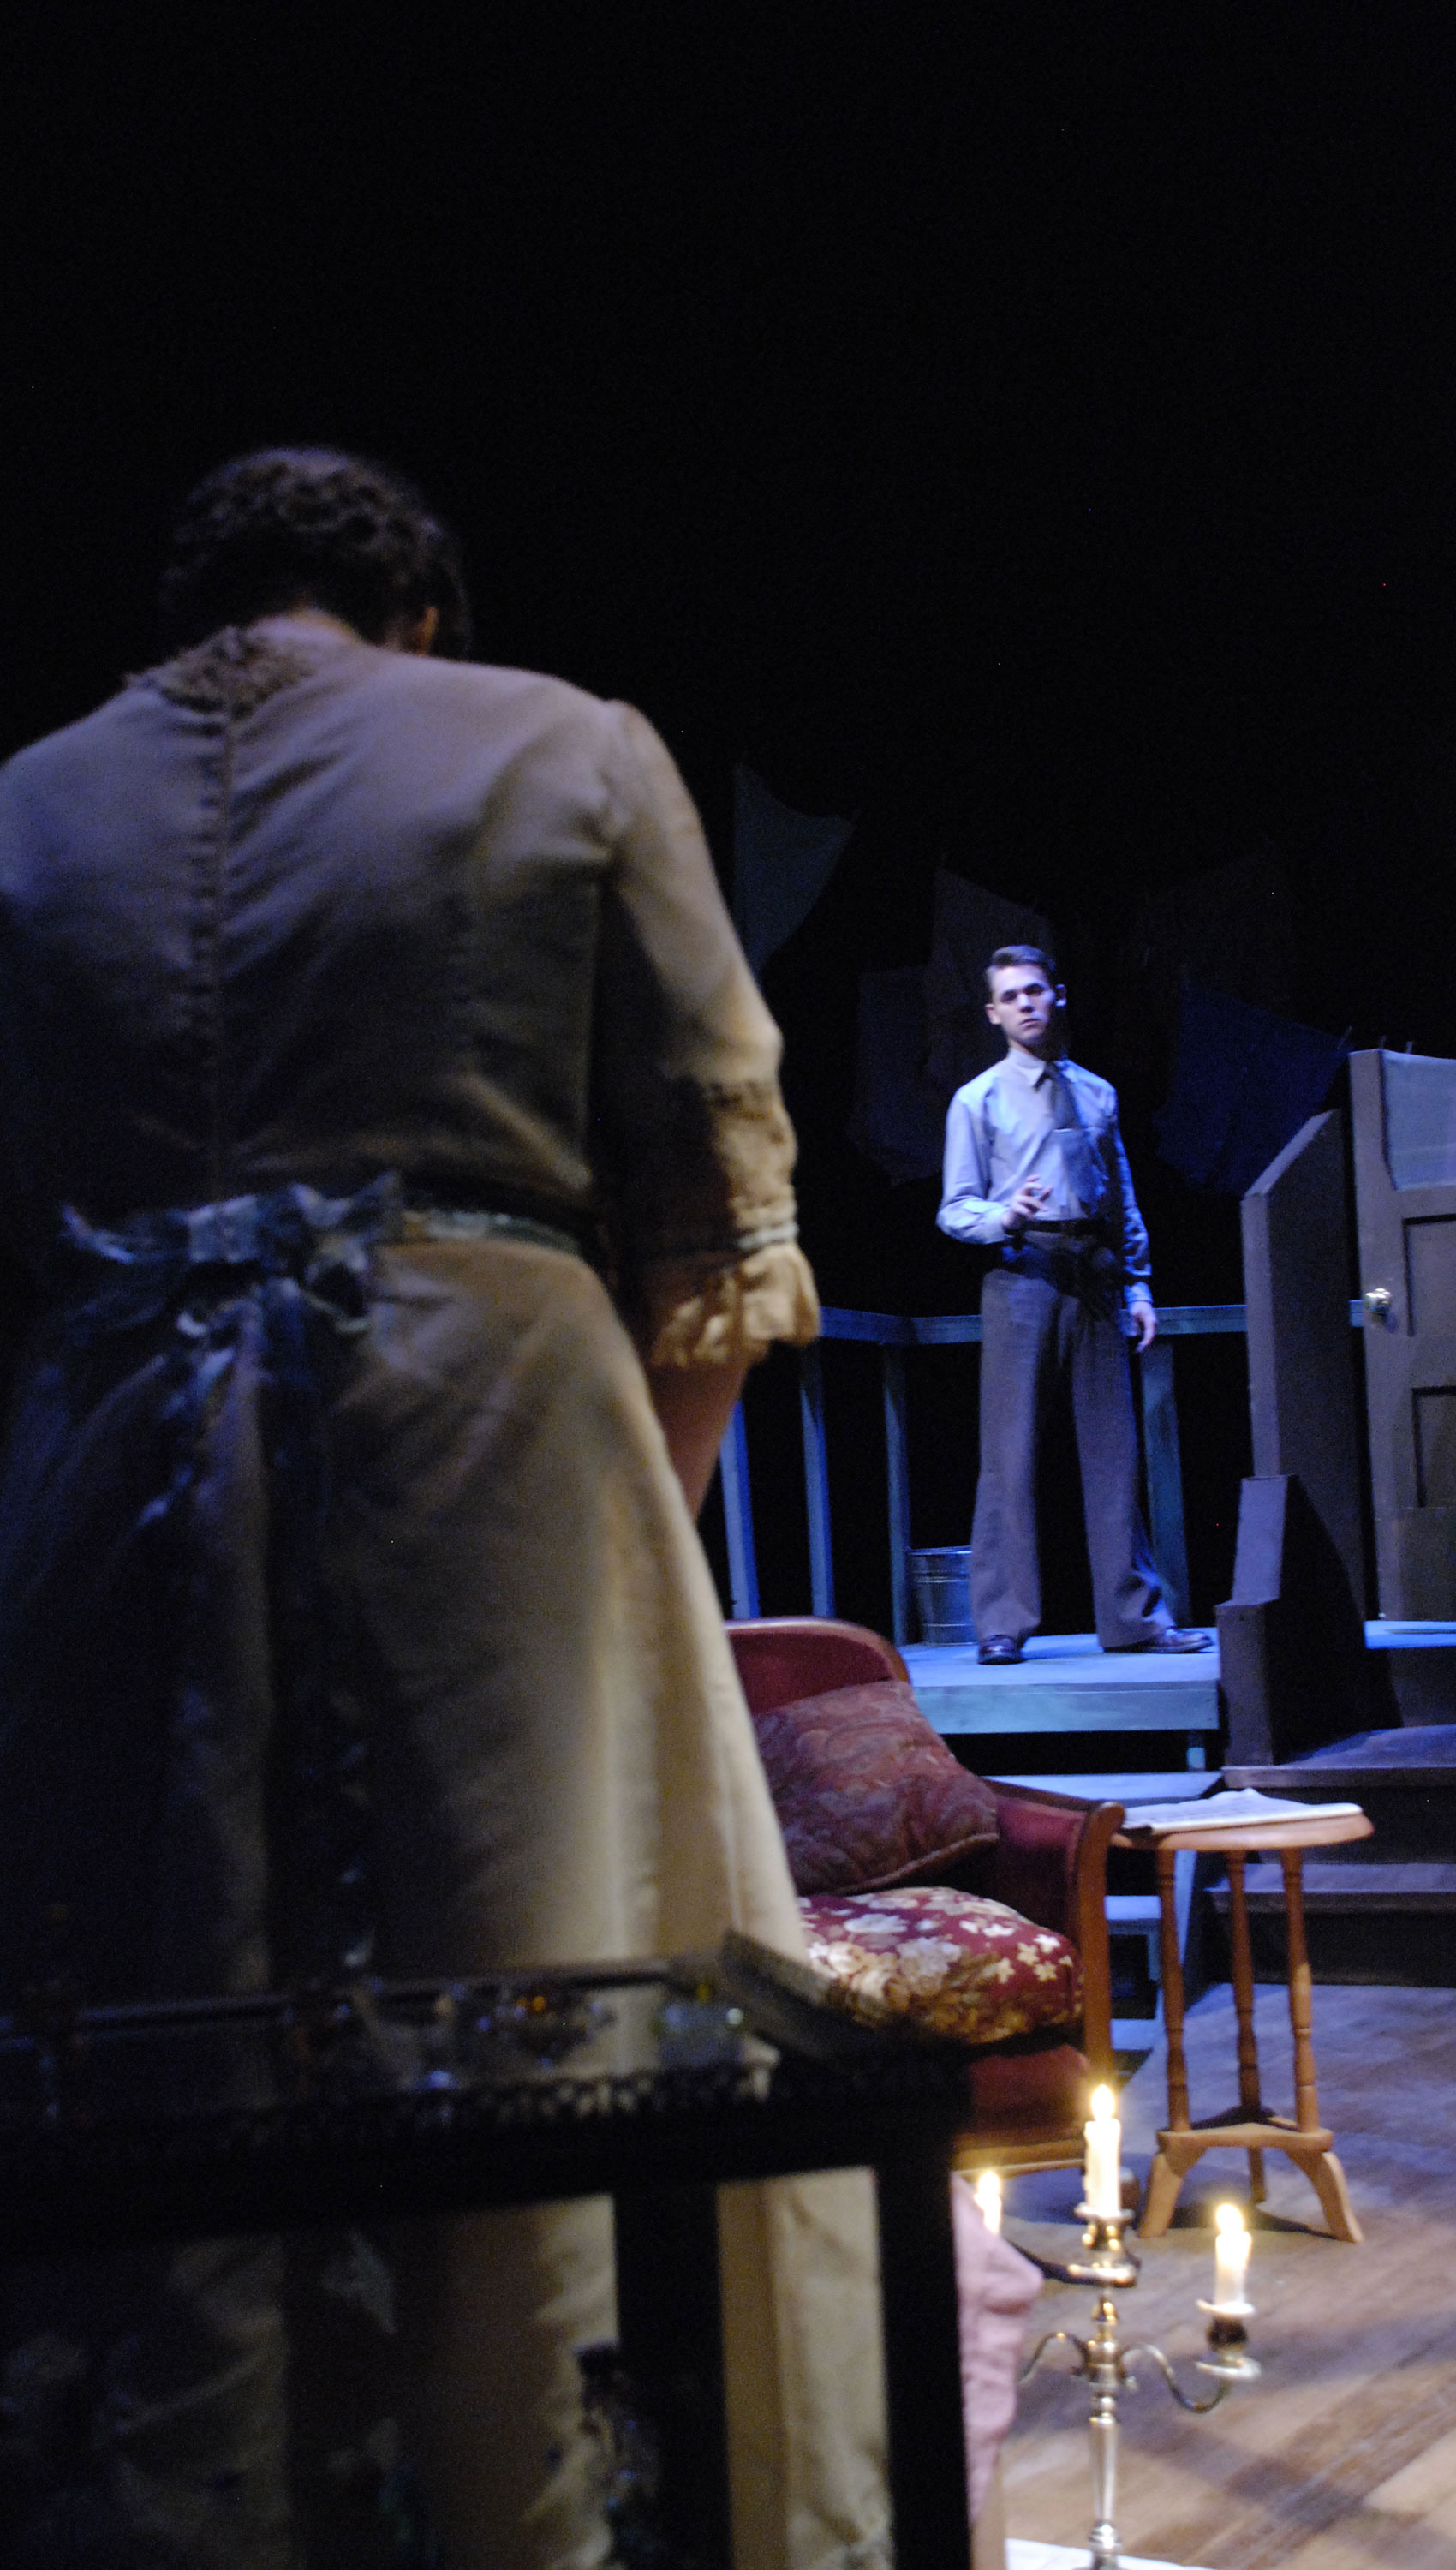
[
  {"xmin": 749, "ymin": 1680, "xmax": 998, "ymax": 1893},
  {"xmin": 799, "ymin": 1885, "xmax": 1083, "ymax": 2047}
]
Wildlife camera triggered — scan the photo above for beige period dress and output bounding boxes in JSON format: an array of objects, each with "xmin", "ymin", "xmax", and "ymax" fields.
[{"xmin": 0, "ymin": 619, "xmax": 888, "ymax": 2568}]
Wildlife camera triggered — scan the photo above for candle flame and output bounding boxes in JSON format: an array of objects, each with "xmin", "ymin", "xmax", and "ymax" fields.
[
  {"xmin": 1215, "ymin": 2202, "xmax": 1247, "ymax": 2238},
  {"xmin": 973, "ymin": 2171, "xmax": 1001, "ymax": 2222},
  {"xmin": 1089, "ymin": 2084, "xmax": 1116, "ymax": 2122}
]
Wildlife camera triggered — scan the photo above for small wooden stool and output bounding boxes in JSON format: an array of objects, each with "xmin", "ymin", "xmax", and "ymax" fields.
[{"xmin": 1121, "ymin": 1807, "xmax": 1373, "ymax": 2243}]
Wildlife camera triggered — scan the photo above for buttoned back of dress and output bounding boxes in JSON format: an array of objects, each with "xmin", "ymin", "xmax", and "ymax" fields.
[{"xmin": 0, "ymin": 630, "xmax": 643, "ymax": 1265}]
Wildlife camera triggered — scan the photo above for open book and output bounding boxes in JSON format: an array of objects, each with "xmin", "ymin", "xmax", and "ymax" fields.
[{"xmin": 1118, "ymin": 1787, "xmax": 1365, "ymax": 1836}]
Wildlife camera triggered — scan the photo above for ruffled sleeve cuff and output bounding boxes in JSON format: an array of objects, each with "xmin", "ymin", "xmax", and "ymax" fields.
[{"xmin": 641, "ymin": 1241, "xmax": 821, "ymax": 1369}]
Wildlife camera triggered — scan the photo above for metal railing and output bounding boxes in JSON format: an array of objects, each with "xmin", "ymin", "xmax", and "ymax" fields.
[{"xmin": 717, "ymin": 1300, "xmax": 1366, "ymax": 1640}]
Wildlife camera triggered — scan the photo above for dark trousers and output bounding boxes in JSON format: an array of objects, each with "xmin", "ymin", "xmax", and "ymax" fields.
[{"xmin": 970, "ymin": 1264, "xmax": 1170, "ymax": 1649}]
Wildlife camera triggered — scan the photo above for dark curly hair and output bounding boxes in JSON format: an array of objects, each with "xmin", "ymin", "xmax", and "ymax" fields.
[{"xmin": 158, "ymin": 447, "xmax": 473, "ymax": 657}]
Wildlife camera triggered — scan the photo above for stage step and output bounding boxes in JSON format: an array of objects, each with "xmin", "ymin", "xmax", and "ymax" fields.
[
  {"xmin": 1210, "ymin": 1861, "xmax": 1456, "ymax": 1984},
  {"xmin": 1364, "ymin": 1620, "xmax": 1456, "ymax": 1724},
  {"xmin": 1218, "ymin": 1725, "xmax": 1456, "ymax": 1982},
  {"xmin": 990, "ymin": 1772, "xmax": 1211, "ymax": 2054},
  {"xmin": 1225, "ymin": 1723, "xmax": 1456, "ymax": 1860},
  {"xmin": 1222, "ymin": 1861, "xmax": 1456, "ymax": 1910}
]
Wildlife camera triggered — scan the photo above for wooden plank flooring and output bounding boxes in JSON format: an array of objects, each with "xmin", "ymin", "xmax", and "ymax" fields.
[{"xmin": 1000, "ymin": 1984, "xmax": 1456, "ymax": 2568}]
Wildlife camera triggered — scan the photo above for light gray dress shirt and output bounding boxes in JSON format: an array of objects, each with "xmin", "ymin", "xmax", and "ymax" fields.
[{"xmin": 937, "ymin": 1049, "xmax": 1153, "ymax": 1312}]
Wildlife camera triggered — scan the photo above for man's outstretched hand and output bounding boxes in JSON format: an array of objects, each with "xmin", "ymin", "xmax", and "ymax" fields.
[{"xmin": 1131, "ymin": 1300, "xmax": 1158, "ymax": 1353}]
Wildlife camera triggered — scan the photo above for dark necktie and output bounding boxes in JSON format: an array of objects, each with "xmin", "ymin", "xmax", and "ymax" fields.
[{"xmin": 1043, "ymin": 1061, "xmax": 1107, "ymax": 1217}]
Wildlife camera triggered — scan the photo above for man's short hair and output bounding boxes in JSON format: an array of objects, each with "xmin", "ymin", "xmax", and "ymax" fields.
[
  {"xmin": 158, "ymin": 448, "xmax": 473, "ymax": 658},
  {"xmin": 985, "ymin": 943, "xmax": 1059, "ymax": 999}
]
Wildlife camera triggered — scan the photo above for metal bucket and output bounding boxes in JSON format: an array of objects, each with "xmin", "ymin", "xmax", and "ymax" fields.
[{"xmin": 908, "ymin": 1545, "xmax": 976, "ymax": 1646}]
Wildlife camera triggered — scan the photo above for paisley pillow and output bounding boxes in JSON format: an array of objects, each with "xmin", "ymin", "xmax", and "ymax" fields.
[
  {"xmin": 749, "ymin": 1678, "xmax": 997, "ymax": 1893},
  {"xmin": 800, "ymin": 1885, "xmax": 1083, "ymax": 2047}
]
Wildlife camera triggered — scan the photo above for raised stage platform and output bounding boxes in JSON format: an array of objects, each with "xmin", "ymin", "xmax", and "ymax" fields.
[
  {"xmin": 903, "ymin": 1631, "xmax": 1221, "ymax": 1765},
  {"xmin": 904, "ymin": 1620, "xmax": 1456, "ymax": 1766}
]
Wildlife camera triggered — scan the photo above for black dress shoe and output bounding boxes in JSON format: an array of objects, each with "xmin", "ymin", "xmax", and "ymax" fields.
[
  {"xmin": 977, "ymin": 1635, "xmax": 1023, "ymax": 1665},
  {"xmin": 1135, "ymin": 1627, "xmax": 1213, "ymax": 1654}
]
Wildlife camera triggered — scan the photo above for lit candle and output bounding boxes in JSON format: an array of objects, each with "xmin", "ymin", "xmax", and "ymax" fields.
[
  {"xmin": 1212, "ymin": 2203, "xmax": 1251, "ymax": 2311},
  {"xmin": 1083, "ymin": 2084, "xmax": 1121, "ymax": 2216},
  {"xmin": 973, "ymin": 2170, "xmax": 1002, "ymax": 2234}
]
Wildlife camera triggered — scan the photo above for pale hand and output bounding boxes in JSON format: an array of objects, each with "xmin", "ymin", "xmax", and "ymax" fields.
[
  {"xmin": 1131, "ymin": 1300, "xmax": 1157, "ymax": 1353},
  {"xmin": 1003, "ymin": 1179, "xmax": 1051, "ymax": 1233}
]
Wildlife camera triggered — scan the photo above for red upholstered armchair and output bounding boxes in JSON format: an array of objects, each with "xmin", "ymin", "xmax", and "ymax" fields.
[{"xmin": 728, "ymin": 1617, "xmax": 1122, "ymax": 2174}]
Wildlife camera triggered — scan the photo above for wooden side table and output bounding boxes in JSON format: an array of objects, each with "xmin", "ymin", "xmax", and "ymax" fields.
[{"xmin": 1119, "ymin": 1808, "xmax": 1373, "ymax": 2243}]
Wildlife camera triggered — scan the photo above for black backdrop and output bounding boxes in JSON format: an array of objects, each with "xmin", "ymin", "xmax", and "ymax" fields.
[{"xmin": 5, "ymin": 9, "xmax": 1454, "ymax": 1626}]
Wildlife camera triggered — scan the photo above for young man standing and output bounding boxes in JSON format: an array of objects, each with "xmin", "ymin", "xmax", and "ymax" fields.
[{"xmin": 937, "ymin": 945, "xmax": 1210, "ymax": 1665}]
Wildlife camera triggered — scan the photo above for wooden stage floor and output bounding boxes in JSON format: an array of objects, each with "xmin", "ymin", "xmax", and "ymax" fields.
[{"xmin": 1000, "ymin": 1981, "xmax": 1456, "ymax": 2569}]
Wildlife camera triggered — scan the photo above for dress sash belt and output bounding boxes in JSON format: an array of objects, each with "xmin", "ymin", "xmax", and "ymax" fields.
[{"xmin": 47, "ymin": 1174, "xmax": 581, "ymax": 1993}]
